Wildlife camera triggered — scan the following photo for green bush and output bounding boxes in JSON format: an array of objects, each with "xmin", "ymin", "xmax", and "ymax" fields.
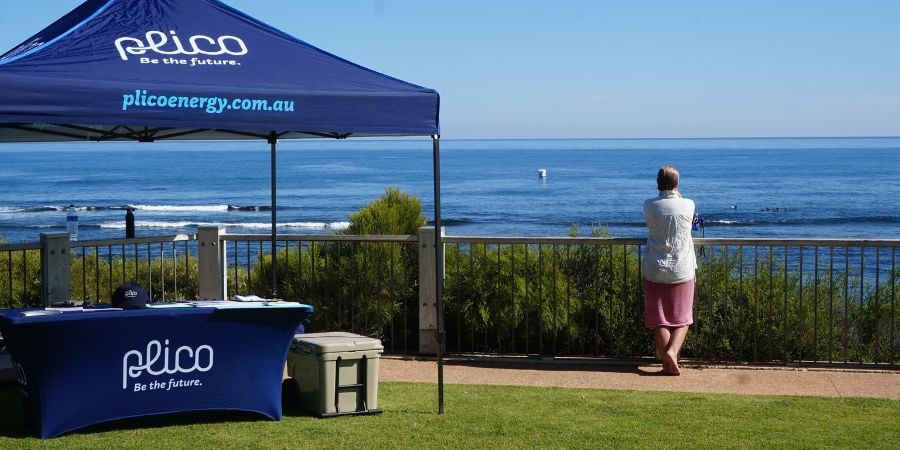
[
  {"xmin": 687, "ymin": 246, "xmax": 899, "ymax": 364},
  {"xmin": 0, "ymin": 247, "xmax": 199, "ymax": 308},
  {"xmin": 246, "ymin": 187, "xmax": 422, "ymax": 345},
  {"xmin": 344, "ymin": 186, "xmax": 425, "ymax": 235},
  {"xmin": 443, "ymin": 224, "xmax": 648, "ymax": 357},
  {"xmin": 69, "ymin": 249, "xmax": 199, "ymax": 303},
  {"xmin": 443, "ymin": 236, "xmax": 898, "ymax": 364},
  {"xmin": 0, "ymin": 248, "xmax": 41, "ymax": 308}
]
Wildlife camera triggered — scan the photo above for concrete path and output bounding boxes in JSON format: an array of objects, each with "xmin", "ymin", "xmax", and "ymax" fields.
[{"xmin": 380, "ymin": 356, "xmax": 900, "ymax": 400}]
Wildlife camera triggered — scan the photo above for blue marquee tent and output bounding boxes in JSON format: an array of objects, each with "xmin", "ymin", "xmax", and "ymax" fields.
[
  {"xmin": 0, "ymin": 0, "xmax": 447, "ymax": 410},
  {"xmin": 0, "ymin": 0, "xmax": 439, "ymax": 138}
]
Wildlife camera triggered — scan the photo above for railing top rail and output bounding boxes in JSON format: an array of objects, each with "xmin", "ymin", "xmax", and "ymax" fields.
[
  {"xmin": 222, "ymin": 233, "xmax": 418, "ymax": 243},
  {"xmin": 694, "ymin": 238, "xmax": 900, "ymax": 247},
  {"xmin": 70, "ymin": 234, "xmax": 196, "ymax": 248},
  {"xmin": 0, "ymin": 241, "xmax": 42, "ymax": 251},
  {"xmin": 443, "ymin": 236, "xmax": 647, "ymax": 245},
  {"xmin": 442, "ymin": 236, "xmax": 900, "ymax": 247}
]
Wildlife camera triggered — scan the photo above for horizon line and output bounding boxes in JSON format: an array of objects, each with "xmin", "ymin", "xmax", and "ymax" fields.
[{"xmin": 435, "ymin": 135, "xmax": 900, "ymax": 141}]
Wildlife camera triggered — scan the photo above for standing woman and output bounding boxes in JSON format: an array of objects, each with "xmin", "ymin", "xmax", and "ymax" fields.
[{"xmin": 642, "ymin": 165, "xmax": 697, "ymax": 375}]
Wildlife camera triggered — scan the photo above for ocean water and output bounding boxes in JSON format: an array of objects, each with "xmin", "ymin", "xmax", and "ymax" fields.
[{"xmin": 1, "ymin": 137, "xmax": 899, "ymax": 243}]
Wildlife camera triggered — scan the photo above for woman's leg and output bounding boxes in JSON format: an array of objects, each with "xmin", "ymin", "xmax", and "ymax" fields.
[
  {"xmin": 664, "ymin": 326, "xmax": 689, "ymax": 375},
  {"xmin": 654, "ymin": 327, "xmax": 672, "ymax": 372}
]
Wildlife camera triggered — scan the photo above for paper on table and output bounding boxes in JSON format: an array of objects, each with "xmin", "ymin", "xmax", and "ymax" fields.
[
  {"xmin": 146, "ymin": 302, "xmax": 195, "ymax": 308},
  {"xmin": 43, "ymin": 307, "xmax": 124, "ymax": 312},
  {"xmin": 231, "ymin": 295, "xmax": 268, "ymax": 302},
  {"xmin": 146, "ymin": 300, "xmax": 305, "ymax": 309},
  {"xmin": 197, "ymin": 300, "xmax": 304, "ymax": 309}
]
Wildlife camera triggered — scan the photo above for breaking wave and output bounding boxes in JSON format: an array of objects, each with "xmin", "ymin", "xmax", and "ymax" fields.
[{"xmin": 98, "ymin": 221, "xmax": 350, "ymax": 230}]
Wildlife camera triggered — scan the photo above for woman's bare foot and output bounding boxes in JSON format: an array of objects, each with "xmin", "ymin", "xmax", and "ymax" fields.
[
  {"xmin": 662, "ymin": 350, "xmax": 681, "ymax": 376},
  {"xmin": 660, "ymin": 360, "xmax": 673, "ymax": 375}
]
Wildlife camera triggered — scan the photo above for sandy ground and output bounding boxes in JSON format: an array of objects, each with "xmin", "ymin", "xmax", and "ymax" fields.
[
  {"xmin": 4, "ymin": 354, "xmax": 896, "ymax": 400},
  {"xmin": 379, "ymin": 356, "xmax": 900, "ymax": 400}
]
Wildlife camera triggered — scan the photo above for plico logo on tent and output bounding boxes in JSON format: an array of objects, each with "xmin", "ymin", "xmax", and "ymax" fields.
[
  {"xmin": 115, "ymin": 30, "xmax": 248, "ymax": 67},
  {"xmin": 0, "ymin": 38, "xmax": 45, "ymax": 62},
  {"xmin": 123, "ymin": 339, "xmax": 214, "ymax": 392}
]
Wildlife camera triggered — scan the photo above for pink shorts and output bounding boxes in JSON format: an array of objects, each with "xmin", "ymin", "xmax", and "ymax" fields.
[{"xmin": 643, "ymin": 277, "xmax": 695, "ymax": 329}]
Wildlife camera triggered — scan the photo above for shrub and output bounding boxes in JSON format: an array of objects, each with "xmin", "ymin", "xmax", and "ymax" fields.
[{"xmin": 247, "ymin": 187, "xmax": 422, "ymax": 345}]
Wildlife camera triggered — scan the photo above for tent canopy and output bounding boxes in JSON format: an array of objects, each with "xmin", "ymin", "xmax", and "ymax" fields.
[
  {"xmin": 0, "ymin": 0, "xmax": 440, "ymax": 142},
  {"xmin": 0, "ymin": 0, "xmax": 448, "ymax": 412}
]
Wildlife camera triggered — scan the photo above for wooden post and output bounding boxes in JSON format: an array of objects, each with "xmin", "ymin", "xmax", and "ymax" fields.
[
  {"xmin": 198, "ymin": 226, "xmax": 227, "ymax": 300},
  {"xmin": 40, "ymin": 233, "xmax": 71, "ymax": 306},
  {"xmin": 418, "ymin": 226, "xmax": 444, "ymax": 354}
]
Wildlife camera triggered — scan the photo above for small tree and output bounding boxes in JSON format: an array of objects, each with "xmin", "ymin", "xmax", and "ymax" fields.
[
  {"xmin": 344, "ymin": 186, "xmax": 426, "ymax": 235},
  {"xmin": 248, "ymin": 187, "xmax": 424, "ymax": 345},
  {"xmin": 333, "ymin": 187, "xmax": 424, "ymax": 339}
]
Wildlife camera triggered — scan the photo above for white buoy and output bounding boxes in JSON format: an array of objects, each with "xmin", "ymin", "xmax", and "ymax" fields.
[{"xmin": 537, "ymin": 168, "xmax": 547, "ymax": 179}]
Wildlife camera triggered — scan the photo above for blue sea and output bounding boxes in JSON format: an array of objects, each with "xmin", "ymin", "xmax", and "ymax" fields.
[{"xmin": 1, "ymin": 137, "xmax": 899, "ymax": 243}]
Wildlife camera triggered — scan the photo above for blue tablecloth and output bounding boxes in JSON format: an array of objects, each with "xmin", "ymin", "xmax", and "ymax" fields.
[{"xmin": 0, "ymin": 302, "xmax": 314, "ymax": 438}]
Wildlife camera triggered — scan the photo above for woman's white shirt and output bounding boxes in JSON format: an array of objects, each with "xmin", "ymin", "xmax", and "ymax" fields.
[{"xmin": 642, "ymin": 190, "xmax": 697, "ymax": 284}]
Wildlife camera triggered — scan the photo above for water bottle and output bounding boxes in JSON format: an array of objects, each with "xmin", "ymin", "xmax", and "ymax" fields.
[
  {"xmin": 66, "ymin": 205, "xmax": 79, "ymax": 241},
  {"xmin": 125, "ymin": 207, "xmax": 135, "ymax": 239}
]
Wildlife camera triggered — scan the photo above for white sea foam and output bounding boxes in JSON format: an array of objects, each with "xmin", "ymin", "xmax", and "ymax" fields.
[
  {"xmin": 100, "ymin": 221, "xmax": 205, "ymax": 229},
  {"xmin": 232, "ymin": 222, "xmax": 288, "ymax": 230},
  {"xmin": 99, "ymin": 221, "xmax": 351, "ymax": 230},
  {"xmin": 225, "ymin": 221, "xmax": 351, "ymax": 230},
  {"xmin": 38, "ymin": 205, "xmax": 93, "ymax": 212},
  {"xmin": 129, "ymin": 204, "xmax": 230, "ymax": 212}
]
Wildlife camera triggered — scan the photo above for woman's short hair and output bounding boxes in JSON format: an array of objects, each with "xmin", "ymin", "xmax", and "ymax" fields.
[{"xmin": 657, "ymin": 165, "xmax": 680, "ymax": 191}]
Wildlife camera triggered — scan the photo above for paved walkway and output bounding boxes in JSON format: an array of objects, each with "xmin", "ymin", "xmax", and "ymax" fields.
[{"xmin": 380, "ymin": 356, "xmax": 900, "ymax": 400}]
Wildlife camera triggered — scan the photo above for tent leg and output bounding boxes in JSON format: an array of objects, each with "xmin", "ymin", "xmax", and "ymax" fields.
[
  {"xmin": 269, "ymin": 132, "xmax": 278, "ymax": 297},
  {"xmin": 432, "ymin": 135, "xmax": 445, "ymax": 414}
]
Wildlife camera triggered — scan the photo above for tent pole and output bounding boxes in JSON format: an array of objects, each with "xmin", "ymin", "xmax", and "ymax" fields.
[
  {"xmin": 432, "ymin": 134, "xmax": 445, "ymax": 414},
  {"xmin": 269, "ymin": 132, "xmax": 278, "ymax": 297}
]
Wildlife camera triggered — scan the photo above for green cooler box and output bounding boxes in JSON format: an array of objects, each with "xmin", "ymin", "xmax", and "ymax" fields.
[{"xmin": 287, "ymin": 332, "xmax": 384, "ymax": 417}]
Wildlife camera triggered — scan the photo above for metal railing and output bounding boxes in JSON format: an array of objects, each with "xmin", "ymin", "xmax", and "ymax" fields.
[
  {"xmin": 0, "ymin": 241, "xmax": 41, "ymax": 308},
  {"xmin": 0, "ymin": 234, "xmax": 197, "ymax": 307},
  {"xmin": 68, "ymin": 234, "xmax": 198, "ymax": 304},
  {"xmin": 692, "ymin": 239, "xmax": 898, "ymax": 366},
  {"xmin": 440, "ymin": 236, "xmax": 898, "ymax": 367},
  {"xmin": 441, "ymin": 236, "xmax": 646, "ymax": 357},
  {"xmin": 3, "ymin": 232, "xmax": 897, "ymax": 367},
  {"xmin": 221, "ymin": 233, "xmax": 421, "ymax": 354}
]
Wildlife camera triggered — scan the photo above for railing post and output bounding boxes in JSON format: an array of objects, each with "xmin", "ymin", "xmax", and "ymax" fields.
[
  {"xmin": 198, "ymin": 226, "xmax": 227, "ymax": 300},
  {"xmin": 40, "ymin": 233, "xmax": 71, "ymax": 307},
  {"xmin": 418, "ymin": 226, "xmax": 444, "ymax": 355}
]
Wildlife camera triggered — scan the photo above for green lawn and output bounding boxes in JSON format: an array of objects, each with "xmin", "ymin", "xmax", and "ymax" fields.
[{"xmin": 0, "ymin": 382, "xmax": 897, "ymax": 448}]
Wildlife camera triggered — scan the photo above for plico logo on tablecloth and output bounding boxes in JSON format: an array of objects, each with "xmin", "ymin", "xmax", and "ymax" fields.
[
  {"xmin": 115, "ymin": 30, "xmax": 248, "ymax": 67},
  {"xmin": 123, "ymin": 339, "xmax": 214, "ymax": 392}
]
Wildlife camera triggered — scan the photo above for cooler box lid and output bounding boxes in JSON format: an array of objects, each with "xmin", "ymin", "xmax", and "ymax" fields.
[{"xmin": 292, "ymin": 331, "xmax": 384, "ymax": 355}]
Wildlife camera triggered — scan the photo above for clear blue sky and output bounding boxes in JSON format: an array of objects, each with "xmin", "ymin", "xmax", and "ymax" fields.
[{"xmin": 2, "ymin": 0, "xmax": 899, "ymax": 139}]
